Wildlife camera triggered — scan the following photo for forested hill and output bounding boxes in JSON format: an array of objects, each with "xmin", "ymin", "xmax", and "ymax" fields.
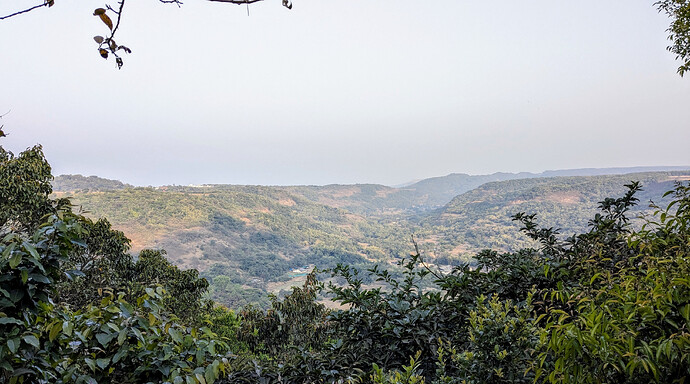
[
  {"xmin": 400, "ymin": 165, "xmax": 690, "ymax": 209},
  {"xmin": 52, "ymin": 168, "xmax": 690, "ymax": 309},
  {"xmin": 54, "ymin": 166, "xmax": 689, "ymax": 214},
  {"xmin": 422, "ymin": 171, "xmax": 690, "ymax": 254},
  {"xmin": 281, "ymin": 166, "xmax": 690, "ymax": 214},
  {"xmin": 53, "ymin": 174, "xmax": 133, "ymax": 191}
]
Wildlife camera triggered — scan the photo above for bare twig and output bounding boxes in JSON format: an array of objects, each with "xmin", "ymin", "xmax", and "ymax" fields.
[
  {"xmin": 207, "ymin": 0, "xmax": 265, "ymax": 4},
  {"xmin": 208, "ymin": 0, "xmax": 292, "ymax": 9},
  {"xmin": 411, "ymin": 235, "xmax": 444, "ymax": 280},
  {"xmin": 110, "ymin": 0, "xmax": 125, "ymax": 36},
  {"xmin": 0, "ymin": 2, "xmax": 49, "ymax": 20}
]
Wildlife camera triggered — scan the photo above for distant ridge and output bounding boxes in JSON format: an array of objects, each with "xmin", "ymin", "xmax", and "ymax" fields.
[
  {"xmin": 401, "ymin": 166, "xmax": 690, "ymax": 208},
  {"xmin": 539, "ymin": 166, "xmax": 690, "ymax": 177},
  {"xmin": 53, "ymin": 174, "xmax": 133, "ymax": 192}
]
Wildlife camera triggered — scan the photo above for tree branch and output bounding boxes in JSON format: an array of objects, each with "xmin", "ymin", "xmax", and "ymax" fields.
[
  {"xmin": 207, "ymin": 0, "xmax": 265, "ymax": 4},
  {"xmin": 0, "ymin": 2, "xmax": 49, "ymax": 21},
  {"xmin": 207, "ymin": 0, "xmax": 292, "ymax": 9}
]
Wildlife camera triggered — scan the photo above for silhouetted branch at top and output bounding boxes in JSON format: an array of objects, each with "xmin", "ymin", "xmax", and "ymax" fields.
[
  {"xmin": 208, "ymin": 0, "xmax": 292, "ymax": 9},
  {"xmin": 0, "ymin": 0, "xmax": 288, "ymax": 21},
  {"xmin": 3, "ymin": 0, "xmax": 684, "ymax": 75},
  {"xmin": 0, "ymin": 1, "xmax": 52, "ymax": 21},
  {"xmin": 208, "ymin": 0, "xmax": 266, "ymax": 4}
]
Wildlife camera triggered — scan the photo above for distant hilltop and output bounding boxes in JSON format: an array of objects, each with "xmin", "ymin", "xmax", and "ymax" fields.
[
  {"xmin": 537, "ymin": 166, "xmax": 690, "ymax": 178},
  {"xmin": 54, "ymin": 165, "xmax": 690, "ymax": 194},
  {"xmin": 400, "ymin": 166, "xmax": 690, "ymax": 208},
  {"xmin": 52, "ymin": 174, "xmax": 133, "ymax": 192}
]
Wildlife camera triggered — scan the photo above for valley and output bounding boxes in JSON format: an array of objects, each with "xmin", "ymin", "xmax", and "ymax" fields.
[{"xmin": 53, "ymin": 167, "xmax": 690, "ymax": 308}]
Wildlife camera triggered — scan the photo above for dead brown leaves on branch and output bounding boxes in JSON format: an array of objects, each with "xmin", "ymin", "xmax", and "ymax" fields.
[
  {"xmin": 89, "ymin": 0, "xmax": 292, "ymax": 69},
  {"xmin": 1, "ymin": 0, "xmax": 292, "ymax": 69}
]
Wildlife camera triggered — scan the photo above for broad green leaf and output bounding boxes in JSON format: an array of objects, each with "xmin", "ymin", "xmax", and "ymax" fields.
[
  {"xmin": 28, "ymin": 273, "xmax": 51, "ymax": 284},
  {"xmin": 22, "ymin": 242, "xmax": 39, "ymax": 259},
  {"xmin": 169, "ymin": 328, "xmax": 183, "ymax": 343},
  {"xmin": 132, "ymin": 328, "xmax": 143, "ymax": 341},
  {"xmin": 117, "ymin": 329, "xmax": 127, "ymax": 345},
  {"xmin": 49, "ymin": 321, "xmax": 62, "ymax": 341},
  {"xmin": 7, "ymin": 338, "xmax": 19, "ymax": 353},
  {"xmin": 0, "ymin": 317, "xmax": 23, "ymax": 326},
  {"xmin": 62, "ymin": 321, "xmax": 74, "ymax": 336},
  {"xmin": 204, "ymin": 364, "xmax": 217, "ymax": 384},
  {"xmin": 85, "ymin": 358, "xmax": 96, "ymax": 371},
  {"xmin": 119, "ymin": 302, "xmax": 133, "ymax": 317},
  {"xmin": 23, "ymin": 335, "xmax": 40, "ymax": 349},
  {"xmin": 96, "ymin": 357, "xmax": 110, "ymax": 370},
  {"xmin": 9, "ymin": 253, "xmax": 21, "ymax": 269},
  {"xmin": 112, "ymin": 348, "xmax": 127, "ymax": 363},
  {"xmin": 96, "ymin": 332, "xmax": 116, "ymax": 347}
]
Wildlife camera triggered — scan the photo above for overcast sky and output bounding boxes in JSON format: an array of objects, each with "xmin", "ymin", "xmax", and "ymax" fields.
[{"xmin": 1, "ymin": 0, "xmax": 688, "ymax": 186}]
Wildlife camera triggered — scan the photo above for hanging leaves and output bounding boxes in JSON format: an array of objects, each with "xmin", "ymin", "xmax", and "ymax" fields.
[
  {"xmin": 91, "ymin": 5, "xmax": 131, "ymax": 68},
  {"xmin": 94, "ymin": 8, "xmax": 113, "ymax": 30},
  {"xmin": 100, "ymin": 14, "xmax": 113, "ymax": 30}
]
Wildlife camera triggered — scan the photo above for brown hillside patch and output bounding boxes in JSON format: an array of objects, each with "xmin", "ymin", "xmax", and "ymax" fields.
[
  {"xmin": 545, "ymin": 191, "xmax": 582, "ymax": 205},
  {"xmin": 278, "ymin": 198, "xmax": 296, "ymax": 206},
  {"xmin": 109, "ymin": 224, "xmax": 161, "ymax": 254},
  {"xmin": 329, "ymin": 186, "xmax": 359, "ymax": 198},
  {"xmin": 449, "ymin": 243, "xmax": 472, "ymax": 256},
  {"xmin": 375, "ymin": 188, "xmax": 396, "ymax": 198}
]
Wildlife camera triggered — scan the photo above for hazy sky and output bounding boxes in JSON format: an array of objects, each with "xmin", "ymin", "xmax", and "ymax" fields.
[{"xmin": 1, "ymin": 0, "xmax": 688, "ymax": 186}]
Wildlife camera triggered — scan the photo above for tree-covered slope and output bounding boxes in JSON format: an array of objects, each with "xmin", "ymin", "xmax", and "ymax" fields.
[
  {"xmin": 60, "ymin": 185, "xmax": 415, "ymax": 308},
  {"xmin": 53, "ymin": 174, "xmax": 132, "ymax": 192},
  {"xmin": 55, "ymin": 169, "xmax": 690, "ymax": 308},
  {"xmin": 280, "ymin": 167, "xmax": 690, "ymax": 215},
  {"xmin": 422, "ymin": 171, "xmax": 690, "ymax": 256}
]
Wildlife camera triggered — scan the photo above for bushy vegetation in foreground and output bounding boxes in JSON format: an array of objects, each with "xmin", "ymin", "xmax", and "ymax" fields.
[{"xmin": 2, "ymin": 143, "xmax": 690, "ymax": 383}]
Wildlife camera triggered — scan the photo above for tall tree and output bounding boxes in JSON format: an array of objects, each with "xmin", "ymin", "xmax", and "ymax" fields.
[{"xmin": 657, "ymin": 0, "xmax": 690, "ymax": 75}]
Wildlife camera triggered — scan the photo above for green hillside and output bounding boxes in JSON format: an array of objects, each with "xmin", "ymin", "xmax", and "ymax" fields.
[
  {"xmin": 422, "ymin": 172, "xmax": 690, "ymax": 256},
  {"xmin": 54, "ymin": 169, "xmax": 690, "ymax": 309},
  {"xmin": 59, "ymin": 185, "xmax": 415, "ymax": 308},
  {"xmin": 53, "ymin": 174, "xmax": 133, "ymax": 191},
  {"xmin": 279, "ymin": 166, "xmax": 690, "ymax": 214}
]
